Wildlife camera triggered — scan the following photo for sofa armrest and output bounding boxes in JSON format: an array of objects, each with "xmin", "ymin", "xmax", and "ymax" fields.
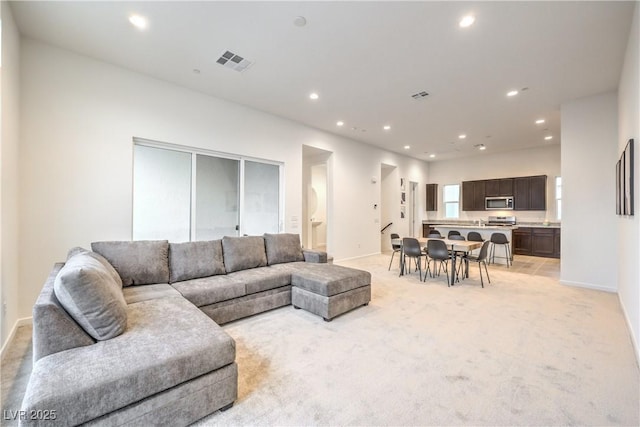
[{"xmin": 303, "ymin": 250, "xmax": 327, "ymax": 263}]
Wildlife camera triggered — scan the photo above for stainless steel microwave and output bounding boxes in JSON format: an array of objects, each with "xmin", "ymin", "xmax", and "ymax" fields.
[{"xmin": 485, "ymin": 196, "xmax": 514, "ymax": 210}]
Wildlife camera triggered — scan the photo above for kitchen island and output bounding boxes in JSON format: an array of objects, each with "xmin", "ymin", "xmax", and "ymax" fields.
[{"xmin": 424, "ymin": 224, "xmax": 517, "ymax": 265}]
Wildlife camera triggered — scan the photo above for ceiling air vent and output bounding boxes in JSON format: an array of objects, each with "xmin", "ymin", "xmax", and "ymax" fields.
[
  {"xmin": 216, "ymin": 50, "xmax": 253, "ymax": 72},
  {"xmin": 411, "ymin": 91, "xmax": 429, "ymax": 100}
]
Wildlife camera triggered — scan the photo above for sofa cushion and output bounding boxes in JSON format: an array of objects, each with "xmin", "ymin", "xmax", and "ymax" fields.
[
  {"xmin": 169, "ymin": 240, "xmax": 226, "ymax": 283},
  {"xmin": 122, "ymin": 284, "xmax": 183, "ymax": 305},
  {"xmin": 171, "ymin": 275, "xmax": 246, "ymax": 307},
  {"xmin": 229, "ymin": 267, "xmax": 292, "ymax": 294},
  {"xmin": 221, "ymin": 236, "xmax": 267, "ymax": 273},
  {"xmin": 263, "ymin": 233, "xmax": 304, "ymax": 265},
  {"xmin": 67, "ymin": 247, "xmax": 123, "ymax": 288},
  {"xmin": 21, "ymin": 297, "xmax": 235, "ymax": 426},
  {"xmin": 54, "ymin": 252, "xmax": 128, "ymax": 341},
  {"xmin": 91, "ymin": 240, "xmax": 170, "ymax": 286}
]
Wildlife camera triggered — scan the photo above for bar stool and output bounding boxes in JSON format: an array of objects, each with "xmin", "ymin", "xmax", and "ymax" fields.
[{"xmin": 490, "ymin": 232, "xmax": 511, "ymax": 267}]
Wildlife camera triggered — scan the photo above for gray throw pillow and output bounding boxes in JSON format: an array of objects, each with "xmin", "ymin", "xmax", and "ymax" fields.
[
  {"xmin": 54, "ymin": 252, "xmax": 127, "ymax": 341},
  {"xmin": 67, "ymin": 247, "xmax": 123, "ymax": 288},
  {"xmin": 91, "ymin": 240, "xmax": 170, "ymax": 286},
  {"xmin": 263, "ymin": 233, "xmax": 304, "ymax": 265},
  {"xmin": 221, "ymin": 236, "xmax": 267, "ymax": 273},
  {"xmin": 169, "ymin": 240, "xmax": 226, "ymax": 283}
]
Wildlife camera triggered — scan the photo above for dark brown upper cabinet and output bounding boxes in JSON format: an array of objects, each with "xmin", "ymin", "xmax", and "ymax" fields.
[
  {"xmin": 426, "ymin": 183, "xmax": 438, "ymax": 211},
  {"xmin": 463, "ymin": 175, "xmax": 545, "ymax": 211},
  {"xmin": 485, "ymin": 178, "xmax": 513, "ymax": 197},
  {"xmin": 462, "ymin": 180, "xmax": 486, "ymax": 211},
  {"xmin": 515, "ymin": 175, "xmax": 546, "ymax": 211}
]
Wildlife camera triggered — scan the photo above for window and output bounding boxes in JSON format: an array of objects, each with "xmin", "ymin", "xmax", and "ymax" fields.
[
  {"xmin": 443, "ymin": 184, "xmax": 460, "ymax": 219},
  {"xmin": 555, "ymin": 176, "xmax": 562, "ymax": 220},
  {"xmin": 133, "ymin": 140, "xmax": 283, "ymax": 241}
]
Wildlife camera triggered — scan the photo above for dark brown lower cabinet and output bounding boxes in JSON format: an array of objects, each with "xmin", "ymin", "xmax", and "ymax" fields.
[
  {"xmin": 513, "ymin": 228, "xmax": 533, "ymax": 255},
  {"xmin": 531, "ymin": 228, "xmax": 555, "ymax": 257},
  {"xmin": 513, "ymin": 227, "xmax": 560, "ymax": 258}
]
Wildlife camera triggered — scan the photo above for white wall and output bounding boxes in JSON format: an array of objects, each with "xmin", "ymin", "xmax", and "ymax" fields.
[
  {"xmin": 426, "ymin": 145, "xmax": 561, "ymax": 223},
  {"xmin": 617, "ymin": 3, "xmax": 639, "ymax": 360},
  {"xmin": 561, "ymin": 92, "xmax": 618, "ymax": 292},
  {"xmin": 1, "ymin": 2, "xmax": 22, "ymax": 350},
  {"xmin": 17, "ymin": 39, "xmax": 429, "ymax": 319}
]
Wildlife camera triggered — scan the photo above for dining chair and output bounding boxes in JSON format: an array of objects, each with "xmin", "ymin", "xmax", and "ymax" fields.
[
  {"xmin": 388, "ymin": 233, "xmax": 401, "ymax": 271},
  {"xmin": 490, "ymin": 232, "xmax": 511, "ymax": 267},
  {"xmin": 465, "ymin": 240, "xmax": 491, "ymax": 287},
  {"xmin": 447, "ymin": 230, "xmax": 461, "ymax": 238},
  {"xmin": 448, "ymin": 235, "xmax": 467, "ymax": 282},
  {"xmin": 427, "ymin": 233, "xmax": 443, "ymax": 238},
  {"xmin": 424, "ymin": 239, "xmax": 450, "ymax": 286},
  {"xmin": 467, "ymin": 231, "xmax": 484, "ymax": 257},
  {"xmin": 402, "ymin": 238, "xmax": 427, "ymax": 281},
  {"xmin": 427, "ymin": 229, "xmax": 441, "ymax": 237}
]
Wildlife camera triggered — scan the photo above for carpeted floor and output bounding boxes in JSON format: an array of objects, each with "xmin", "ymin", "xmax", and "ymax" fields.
[{"xmin": 2, "ymin": 254, "xmax": 639, "ymax": 426}]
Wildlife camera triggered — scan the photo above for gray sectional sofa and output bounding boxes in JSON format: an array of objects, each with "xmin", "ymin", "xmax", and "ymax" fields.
[{"xmin": 21, "ymin": 233, "xmax": 371, "ymax": 426}]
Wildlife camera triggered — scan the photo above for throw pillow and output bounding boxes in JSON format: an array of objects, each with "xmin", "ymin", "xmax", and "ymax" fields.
[{"xmin": 54, "ymin": 252, "xmax": 127, "ymax": 340}]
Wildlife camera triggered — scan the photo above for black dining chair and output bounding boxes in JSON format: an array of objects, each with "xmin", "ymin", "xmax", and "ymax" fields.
[
  {"xmin": 448, "ymin": 235, "xmax": 467, "ymax": 282},
  {"xmin": 424, "ymin": 239, "xmax": 450, "ymax": 286},
  {"xmin": 467, "ymin": 231, "xmax": 483, "ymax": 242},
  {"xmin": 427, "ymin": 233, "xmax": 443, "ymax": 238},
  {"xmin": 427, "ymin": 229, "xmax": 441, "ymax": 237},
  {"xmin": 466, "ymin": 240, "xmax": 491, "ymax": 287},
  {"xmin": 467, "ymin": 231, "xmax": 484, "ymax": 258},
  {"xmin": 388, "ymin": 233, "xmax": 401, "ymax": 271},
  {"xmin": 402, "ymin": 238, "xmax": 427, "ymax": 280},
  {"xmin": 447, "ymin": 230, "xmax": 461, "ymax": 238},
  {"xmin": 490, "ymin": 232, "xmax": 511, "ymax": 267}
]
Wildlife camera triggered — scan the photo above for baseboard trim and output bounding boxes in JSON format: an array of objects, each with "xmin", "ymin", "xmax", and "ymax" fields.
[
  {"xmin": 559, "ymin": 280, "xmax": 616, "ymax": 293},
  {"xmin": 1, "ymin": 317, "xmax": 33, "ymax": 362},
  {"xmin": 334, "ymin": 252, "xmax": 381, "ymax": 263},
  {"xmin": 617, "ymin": 293, "xmax": 640, "ymax": 368}
]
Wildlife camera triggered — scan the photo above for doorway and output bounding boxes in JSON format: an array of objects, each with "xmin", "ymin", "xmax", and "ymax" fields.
[{"xmin": 302, "ymin": 146, "xmax": 332, "ymax": 251}]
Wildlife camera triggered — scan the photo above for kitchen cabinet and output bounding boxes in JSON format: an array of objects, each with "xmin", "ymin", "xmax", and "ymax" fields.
[
  {"xmin": 463, "ymin": 175, "xmax": 544, "ymax": 211},
  {"xmin": 531, "ymin": 228, "xmax": 555, "ymax": 257},
  {"xmin": 486, "ymin": 178, "xmax": 513, "ymax": 197},
  {"xmin": 462, "ymin": 180, "xmax": 486, "ymax": 211},
  {"xmin": 426, "ymin": 184, "xmax": 438, "ymax": 211},
  {"xmin": 513, "ymin": 227, "xmax": 533, "ymax": 255},
  {"xmin": 514, "ymin": 175, "xmax": 546, "ymax": 211},
  {"xmin": 513, "ymin": 227, "xmax": 560, "ymax": 258},
  {"xmin": 529, "ymin": 175, "xmax": 547, "ymax": 210}
]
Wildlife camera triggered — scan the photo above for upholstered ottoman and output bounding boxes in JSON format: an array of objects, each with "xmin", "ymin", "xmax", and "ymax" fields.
[{"xmin": 291, "ymin": 264, "xmax": 371, "ymax": 321}]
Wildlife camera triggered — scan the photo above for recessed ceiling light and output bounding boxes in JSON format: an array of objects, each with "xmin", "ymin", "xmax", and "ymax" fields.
[
  {"xmin": 474, "ymin": 143, "xmax": 486, "ymax": 150},
  {"xmin": 429, "ymin": 154, "xmax": 436, "ymax": 158},
  {"xmin": 404, "ymin": 145, "xmax": 411, "ymax": 150},
  {"xmin": 336, "ymin": 121, "xmax": 344, "ymax": 127},
  {"xmin": 193, "ymin": 69, "xmax": 201, "ymax": 74},
  {"xmin": 507, "ymin": 90, "xmax": 519, "ymax": 97},
  {"xmin": 459, "ymin": 15, "xmax": 475, "ymax": 28},
  {"xmin": 545, "ymin": 136, "xmax": 553, "ymax": 140},
  {"xmin": 129, "ymin": 14, "xmax": 148, "ymax": 30},
  {"xmin": 383, "ymin": 125, "xmax": 391, "ymax": 131},
  {"xmin": 459, "ymin": 134, "xmax": 467, "ymax": 139},
  {"xmin": 536, "ymin": 119, "xmax": 545, "ymax": 124},
  {"xmin": 309, "ymin": 92, "xmax": 319, "ymax": 100}
]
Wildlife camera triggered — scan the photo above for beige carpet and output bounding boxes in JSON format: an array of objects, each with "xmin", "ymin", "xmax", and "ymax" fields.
[
  {"xmin": 2, "ymin": 254, "xmax": 639, "ymax": 426},
  {"xmin": 195, "ymin": 255, "xmax": 639, "ymax": 426}
]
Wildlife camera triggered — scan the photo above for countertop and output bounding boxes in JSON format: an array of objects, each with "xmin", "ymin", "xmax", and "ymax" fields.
[
  {"xmin": 429, "ymin": 224, "xmax": 519, "ymax": 230},
  {"xmin": 423, "ymin": 220, "xmax": 561, "ymax": 229}
]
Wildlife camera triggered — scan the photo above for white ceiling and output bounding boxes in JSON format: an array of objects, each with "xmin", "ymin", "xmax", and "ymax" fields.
[{"xmin": 10, "ymin": 1, "xmax": 636, "ymax": 161}]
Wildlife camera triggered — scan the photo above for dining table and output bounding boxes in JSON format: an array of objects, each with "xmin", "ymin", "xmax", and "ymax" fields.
[{"xmin": 392, "ymin": 237, "xmax": 482, "ymax": 285}]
